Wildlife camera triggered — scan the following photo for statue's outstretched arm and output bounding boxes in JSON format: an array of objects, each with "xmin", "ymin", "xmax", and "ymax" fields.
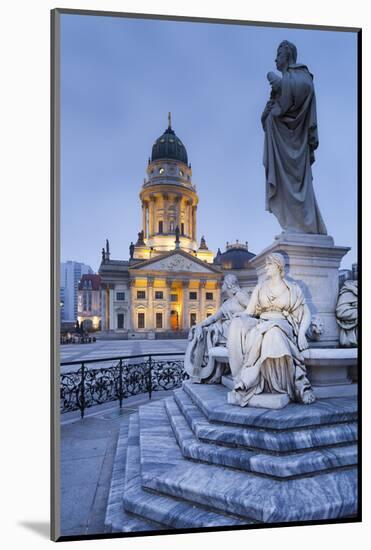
[{"xmin": 199, "ymin": 307, "xmax": 223, "ymax": 328}]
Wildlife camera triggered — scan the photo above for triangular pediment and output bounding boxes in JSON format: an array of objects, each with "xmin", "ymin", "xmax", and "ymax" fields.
[{"xmin": 130, "ymin": 250, "xmax": 220, "ymax": 274}]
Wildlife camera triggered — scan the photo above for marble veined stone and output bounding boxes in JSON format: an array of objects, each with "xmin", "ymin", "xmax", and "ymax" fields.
[
  {"xmin": 138, "ymin": 400, "xmax": 357, "ymax": 523},
  {"xmin": 183, "ymin": 381, "xmax": 357, "ymax": 430},
  {"xmin": 167, "ymin": 394, "xmax": 357, "ymax": 478}
]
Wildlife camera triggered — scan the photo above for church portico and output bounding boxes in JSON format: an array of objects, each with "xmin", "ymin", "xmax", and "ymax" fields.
[{"xmin": 126, "ymin": 257, "xmax": 221, "ymax": 333}]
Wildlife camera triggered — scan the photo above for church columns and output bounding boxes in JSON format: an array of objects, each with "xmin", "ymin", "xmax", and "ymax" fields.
[
  {"xmin": 142, "ymin": 201, "xmax": 149, "ymax": 238},
  {"xmin": 192, "ymin": 206, "xmax": 197, "ymax": 241},
  {"xmin": 102, "ymin": 286, "xmax": 110, "ymax": 330},
  {"xmin": 101, "ymin": 287, "xmax": 107, "ymax": 330},
  {"xmin": 199, "ymin": 279, "xmax": 207, "ymax": 320},
  {"xmin": 162, "ymin": 193, "xmax": 169, "ymax": 233},
  {"xmin": 182, "ymin": 280, "xmax": 190, "ymax": 330},
  {"xmin": 141, "ymin": 201, "xmax": 146, "ymax": 238},
  {"xmin": 109, "ymin": 286, "xmax": 115, "ymax": 330},
  {"xmin": 165, "ymin": 278, "xmax": 172, "ymax": 330},
  {"xmin": 147, "ymin": 277, "xmax": 154, "ymax": 329},
  {"xmin": 174, "ymin": 195, "xmax": 181, "ymax": 231},
  {"xmin": 215, "ymin": 281, "xmax": 222, "ymax": 312},
  {"xmin": 129, "ymin": 279, "xmax": 136, "ymax": 330},
  {"xmin": 187, "ymin": 200, "xmax": 192, "ymax": 239},
  {"xmin": 149, "ymin": 194, "xmax": 156, "ymax": 236}
]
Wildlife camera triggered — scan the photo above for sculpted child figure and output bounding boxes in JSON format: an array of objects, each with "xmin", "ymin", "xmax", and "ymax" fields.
[
  {"xmin": 184, "ymin": 274, "xmax": 249, "ymax": 383},
  {"xmin": 227, "ymin": 253, "xmax": 316, "ymax": 406}
]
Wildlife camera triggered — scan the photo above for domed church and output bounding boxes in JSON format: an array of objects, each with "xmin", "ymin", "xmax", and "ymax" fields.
[{"xmin": 99, "ymin": 115, "xmax": 257, "ymax": 336}]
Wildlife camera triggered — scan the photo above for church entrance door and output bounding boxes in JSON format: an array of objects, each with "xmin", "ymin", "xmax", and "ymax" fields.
[{"xmin": 170, "ymin": 310, "xmax": 179, "ymax": 331}]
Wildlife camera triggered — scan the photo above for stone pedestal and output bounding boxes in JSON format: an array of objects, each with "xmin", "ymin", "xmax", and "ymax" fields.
[{"xmin": 249, "ymin": 232, "xmax": 350, "ymax": 348}]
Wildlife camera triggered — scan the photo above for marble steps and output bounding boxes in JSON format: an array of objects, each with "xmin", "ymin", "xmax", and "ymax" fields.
[
  {"xmin": 183, "ymin": 381, "xmax": 358, "ymax": 430},
  {"xmin": 166, "ymin": 396, "xmax": 358, "ymax": 479},
  {"xmin": 174, "ymin": 388, "xmax": 357, "ymax": 453},
  {"xmin": 138, "ymin": 399, "xmax": 358, "ymax": 523},
  {"xmin": 105, "ymin": 423, "xmax": 163, "ymax": 534},
  {"xmin": 122, "ymin": 413, "xmax": 248, "ymax": 529}
]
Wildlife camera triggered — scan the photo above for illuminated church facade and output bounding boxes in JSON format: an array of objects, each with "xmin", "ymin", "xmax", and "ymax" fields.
[{"xmin": 99, "ymin": 115, "xmax": 257, "ymax": 336}]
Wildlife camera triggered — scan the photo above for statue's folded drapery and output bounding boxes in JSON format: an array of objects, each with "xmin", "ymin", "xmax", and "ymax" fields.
[
  {"xmin": 336, "ymin": 280, "xmax": 358, "ymax": 347},
  {"xmin": 184, "ymin": 290, "xmax": 248, "ymax": 383},
  {"xmin": 227, "ymin": 279, "xmax": 313, "ymax": 406},
  {"xmin": 263, "ymin": 64, "xmax": 327, "ymax": 235}
]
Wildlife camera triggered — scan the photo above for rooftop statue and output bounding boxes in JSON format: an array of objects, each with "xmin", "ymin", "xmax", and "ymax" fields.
[
  {"xmin": 129, "ymin": 241, "xmax": 135, "ymax": 259},
  {"xmin": 261, "ymin": 41, "xmax": 327, "ymax": 235},
  {"xmin": 227, "ymin": 253, "xmax": 316, "ymax": 406},
  {"xmin": 184, "ymin": 274, "xmax": 249, "ymax": 383}
]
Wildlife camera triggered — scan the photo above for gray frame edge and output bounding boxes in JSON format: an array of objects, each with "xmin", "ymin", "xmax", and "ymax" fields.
[
  {"xmin": 51, "ymin": 8, "xmax": 61, "ymax": 542},
  {"xmin": 53, "ymin": 7, "xmax": 361, "ymax": 33}
]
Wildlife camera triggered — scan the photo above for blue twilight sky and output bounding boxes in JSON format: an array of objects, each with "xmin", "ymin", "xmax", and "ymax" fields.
[{"xmin": 60, "ymin": 14, "xmax": 358, "ymax": 273}]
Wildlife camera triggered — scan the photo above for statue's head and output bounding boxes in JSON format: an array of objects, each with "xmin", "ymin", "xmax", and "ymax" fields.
[
  {"xmin": 275, "ymin": 40, "xmax": 297, "ymax": 72},
  {"xmin": 265, "ymin": 253, "xmax": 286, "ymax": 278},
  {"xmin": 222, "ymin": 273, "xmax": 240, "ymax": 297}
]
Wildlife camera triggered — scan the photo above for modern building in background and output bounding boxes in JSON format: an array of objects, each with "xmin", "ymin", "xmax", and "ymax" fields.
[
  {"xmin": 77, "ymin": 274, "xmax": 102, "ymax": 330},
  {"xmin": 339, "ymin": 263, "xmax": 358, "ymax": 288},
  {"xmin": 60, "ymin": 261, "xmax": 93, "ymax": 322},
  {"xmin": 99, "ymin": 116, "xmax": 257, "ymax": 336}
]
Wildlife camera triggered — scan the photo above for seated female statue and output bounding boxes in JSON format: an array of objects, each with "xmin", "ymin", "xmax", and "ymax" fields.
[
  {"xmin": 184, "ymin": 274, "xmax": 249, "ymax": 383},
  {"xmin": 227, "ymin": 252, "xmax": 316, "ymax": 406}
]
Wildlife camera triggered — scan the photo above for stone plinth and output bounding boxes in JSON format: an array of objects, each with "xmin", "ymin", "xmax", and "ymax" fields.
[
  {"xmin": 304, "ymin": 347, "xmax": 357, "ymax": 386},
  {"xmin": 249, "ymin": 232, "xmax": 350, "ymax": 348}
]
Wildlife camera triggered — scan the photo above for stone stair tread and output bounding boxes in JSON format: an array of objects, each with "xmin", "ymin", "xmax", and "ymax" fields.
[
  {"xmin": 174, "ymin": 388, "xmax": 357, "ymax": 452},
  {"xmin": 166, "ymin": 397, "xmax": 357, "ymax": 478},
  {"xmin": 139, "ymin": 400, "xmax": 357, "ymax": 523},
  {"xmin": 105, "ymin": 423, "xmax": 164, "ymax": 533},
  {"xmin": 125, "ymin": 414, "xmax": 249, "ymax": 529},
  {"xmin": 183, "ymin": 381, "xmax": 358, "ymax": 430}
]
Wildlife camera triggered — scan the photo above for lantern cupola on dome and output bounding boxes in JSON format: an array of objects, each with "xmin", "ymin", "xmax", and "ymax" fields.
[{"xmin": 151, "ymin": 113, "xmax": 188, "ymax": 165}]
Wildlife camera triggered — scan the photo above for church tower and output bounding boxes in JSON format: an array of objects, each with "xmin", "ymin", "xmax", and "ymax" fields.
[{"xmin": 133, "ymin": 114, "xmax": 215, "ymax": 261}]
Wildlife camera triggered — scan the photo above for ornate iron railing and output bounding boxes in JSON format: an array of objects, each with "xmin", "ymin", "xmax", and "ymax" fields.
[{"xmin": 60, "ymin": 353, "xmax": 187, "ymax": 418}]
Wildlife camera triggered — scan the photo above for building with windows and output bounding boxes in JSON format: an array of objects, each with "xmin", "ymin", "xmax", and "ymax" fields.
[
  {"xmin": 60, "ymin": 261, "xmax": 93, "ymax": 322},
  {"xmin": 339, "ymin": 262, "xmax": 358, "ymax": 288},
  {"xmin": 77, "ymin": 274, "xmax": 102, "ymax": 330},
  {"xmin": 99, "ymin": 116, "xmax": 257, "ymax": 336}
]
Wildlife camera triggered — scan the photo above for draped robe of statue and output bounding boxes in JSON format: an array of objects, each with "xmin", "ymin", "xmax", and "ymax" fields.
[
  {"xmin": 336, "ymin": 280, "xmax": 358, "ymax": 347},
  {"xmin": 263, "ymin": 64, "xmax": 327, "ymax": 235},
  {"xmin": 184, "ymin": 290, "xmax": 248, "ymax": 383},
  {"xmin": 227, "ymin": 280, "xmax": 313, "ymax": 406}
]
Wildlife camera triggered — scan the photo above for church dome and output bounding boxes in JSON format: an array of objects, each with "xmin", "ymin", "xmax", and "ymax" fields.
[
  {"xmin": 214, "ymin": 242, "xmax": 255, "ymax": 270},
  {"xmin": 151, "ymin": 114, "xmax": 188, "ymax": 165}
]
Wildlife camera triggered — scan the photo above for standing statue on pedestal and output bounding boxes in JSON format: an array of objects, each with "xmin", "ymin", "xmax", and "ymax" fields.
[
  {"xmin": 261, "ymin": 40, "xmax": 327, "ymax": 235},
  {"xmin": 227, "ymin": 253, "xmax": 316, "ymax": 406},
  {"xmin": 184, "ymin": 274, "xmax": 249, "ymax": 383},
  {"xmin": 336, "ymin": 280, "xmax": 358, "ymax": 347}
]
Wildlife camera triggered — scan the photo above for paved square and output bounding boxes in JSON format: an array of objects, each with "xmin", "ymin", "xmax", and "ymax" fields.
[{"xmin": 60, "ymin": 338, "xmax": 188, "ymax": 372}]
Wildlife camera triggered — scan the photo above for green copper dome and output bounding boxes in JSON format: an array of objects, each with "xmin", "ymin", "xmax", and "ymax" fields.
[{"xmin": 151, "ymin": 114, "xmax": 188, "ymax": 165}]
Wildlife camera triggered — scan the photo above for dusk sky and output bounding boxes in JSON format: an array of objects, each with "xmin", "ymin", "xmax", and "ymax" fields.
[{"xmin": 60, "ymin": 14, "xmax": 358, "ymax": 272}]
